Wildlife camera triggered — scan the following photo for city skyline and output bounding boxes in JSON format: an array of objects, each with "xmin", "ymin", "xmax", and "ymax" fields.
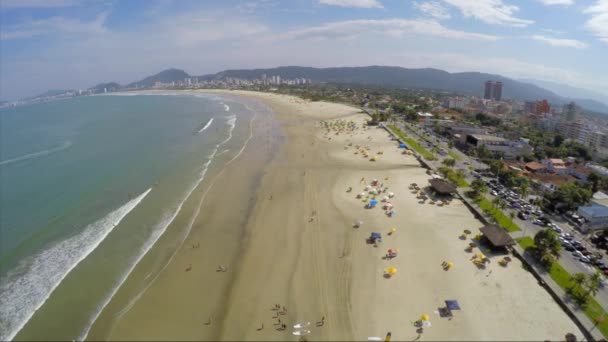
[{"xmin": 1, "ymin": 0, "xmax": 608, "ymax": 101}]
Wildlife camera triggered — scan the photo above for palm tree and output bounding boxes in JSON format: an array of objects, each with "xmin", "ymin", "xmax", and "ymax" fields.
[
  {"xmin": 586, "ymin": 272, "xmax": 603, "ymax": 298},
  {"xmin": 470, "ymin": 178, "xmax": 487, "ymax": 197},
  {"xmin": 492, "ymin": 197, "xmax": 501, "ymax": 209},
  {"xmin": 442, "ymin": 158, "xmax": 456, "ymax": 168},
  {"xmin": 570, "ymin": 272, "xmax": 587, "ymax": 291},
  {"xmin": 534, "ymin": 229, "xmax": 562, "ymax": 267}
]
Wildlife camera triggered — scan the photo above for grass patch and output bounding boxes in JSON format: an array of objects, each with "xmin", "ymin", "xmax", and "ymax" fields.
[
  {"xmin": 387, "ymin": 125, "xmax": 435, "ymax": 160},
  {"xmin": 549, "ymin": 263, "xmax": 608, "ymax": 337},
  {"xmin": 520, "ymin": 241, "xmax": 608, "ymax": 337},
  {"xmin": 516, "ymin": 236, "xmax": 535, "ymax": 250},
  {"xmin": 474, "ymin": 196, "xmax": 521, "ymax": 232},
  {"xmin": 438, "ymin": 166, "xmax": 469, "ymax": 188},
  {"xmin": 448, "ymin": 150, "xmax": 462, "ymax": 161}
]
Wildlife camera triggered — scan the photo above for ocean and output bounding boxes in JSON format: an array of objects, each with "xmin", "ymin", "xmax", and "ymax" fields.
[{"xmin": 0, "ymin": 92, "xmax": 259, "ymax": 340}]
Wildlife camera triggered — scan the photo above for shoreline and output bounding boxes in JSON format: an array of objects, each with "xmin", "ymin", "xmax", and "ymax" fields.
[{"xmin": 88, "ymin": 89, "xmax": 582, "ymax": 341}]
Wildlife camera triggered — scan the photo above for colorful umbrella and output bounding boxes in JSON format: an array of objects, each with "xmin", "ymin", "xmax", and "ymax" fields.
[{"xmin": 421, "ymin": 314, "xmax": 429, "ymax": 321}]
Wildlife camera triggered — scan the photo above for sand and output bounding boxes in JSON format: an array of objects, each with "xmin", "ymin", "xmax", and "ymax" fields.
[{"xmin": 88, "ymin": 90, "xmax": 582, "ymax": 341}]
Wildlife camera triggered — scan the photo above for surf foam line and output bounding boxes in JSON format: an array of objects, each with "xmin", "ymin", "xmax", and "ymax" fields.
[
  {"xmin": 224, "ymin": 104, "xmax": 230, "ymax": 112},
  {"xmin": 0, "ymin": 188, "xmax": 152, "ymax": 342},
  {"xmin": 78, "ymin": 113, "xmax": 241, "ymax": 340},
  {"xmin": 198, "ymin": 118, "xmax": 214, "ymax": 133},
  {"xmin": 77, "ymin": 158, "xmax": 216, "ymax": 341},
  {"xmin": 0, "ymin": 141, "xmax": 72, "ymax": 167},
  {"xmin": 85, "ymin": 109, "xmax": 257, "ymax": 337}
]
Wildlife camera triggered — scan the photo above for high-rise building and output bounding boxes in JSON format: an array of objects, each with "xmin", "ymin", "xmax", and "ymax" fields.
[
  {"xmin": 484, "ymin": 81, "xmax": 493, "ymax": 100},
  {"xmin": 535, "ymin": 99, "xmax": 550, "ymax": 114},
  {"xmin": 492, "ymin": 81, "xmax": 503, "ymax": 101},
  {"xmin": 563, "ymin": 102, "xmax": 578, "ymax": 122}
]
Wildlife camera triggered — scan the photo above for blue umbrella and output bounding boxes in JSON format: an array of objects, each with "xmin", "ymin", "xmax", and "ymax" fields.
[
  {"xmin": 445, "ymin": 300, "xmax": 461, "ymax": 311},
  {"xmin": 369, "ymin": 199, "xmax": 378, "ymax": 206},
  {"xmin": 399, "ymin": 143, "xmax": 407, "ymax": 148}
]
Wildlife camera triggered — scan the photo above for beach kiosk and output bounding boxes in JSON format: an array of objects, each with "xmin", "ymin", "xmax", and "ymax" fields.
[{"xmin": 479, "ymin": 224, "xmax": 516, "ymax": 252}]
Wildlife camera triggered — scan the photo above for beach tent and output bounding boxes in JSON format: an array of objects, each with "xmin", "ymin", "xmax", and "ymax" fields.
[{"xmin": 445, "ymin": 300, "xmax": 461, "ymax": 311}]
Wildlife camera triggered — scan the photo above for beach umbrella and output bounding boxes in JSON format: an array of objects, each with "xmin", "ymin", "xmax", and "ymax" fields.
[
  {"xmin": 565, "ymin": 333, "xmax": 577, "ymax": 342},
  {"xmin": 445, "ymin": 300, "xmax": 461, "ymax": 311},
  {"xmin": 446, "ymin": 262, "xmax": 454, "ymax": 268},
  {"xmin": 383, "ymin": 196, "xmax": 389, "ymax": 202},
  {"xmin": 385, "ymin": 267, "xmax": 397, "ymax": 275},
  {"xmin": 420, "ymin": 314, "xmax": 429, "ymax": 321},
  {"xmin": 422, "ymin": 320, "xmax": 432, "ymax": 328},
  {"xmin": 477, "ymin": 252, "xmax": 485, "ymax": 259},
  {"xmin": 355, "ymin": 220, "xmax": 364, "ymax": 227},
  {"xmin": 370, "ymin": 199, "xmax": 378, "ymax": 206},
  {"xmin": 463, "ymin": 229, "xmax": 472, "ymax": 235},
  {"xmin": 388, "ymin": 192, "xmax": 395, "ymax": 197},
  {"xmin": 390, "ymin": 227, "xmax": 396, "ymax": 233}
]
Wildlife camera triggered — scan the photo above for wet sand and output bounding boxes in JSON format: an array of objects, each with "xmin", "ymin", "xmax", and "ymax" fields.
[{"xmin": 88, "ymin": 90, "xmax": 582, "ymax": 341}]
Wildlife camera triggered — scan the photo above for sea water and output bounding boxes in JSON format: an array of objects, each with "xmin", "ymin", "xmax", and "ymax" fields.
[{"xmin": 0, "ymin": 93, "xmax": 255, "ymax": 340}]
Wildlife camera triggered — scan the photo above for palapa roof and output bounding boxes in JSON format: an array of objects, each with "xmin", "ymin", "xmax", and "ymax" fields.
[
  {"xmin": 428, "ymin": 178, "xmax": 457, "ymax": 194},
  {"xmin": 479, "ymin": 225, "xmax": 515, "ymax": 247}
]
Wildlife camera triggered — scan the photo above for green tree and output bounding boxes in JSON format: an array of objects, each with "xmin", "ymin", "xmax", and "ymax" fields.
[
  {"xmin": 570, "ymin": 272, "xmax": 587, "ymax": 291},
  {"xmin": 518, "ymin": 180, "xmax": 530, "ymax": 199},
  {"xmin": 586, "ymin": 272, "xmax": 603, "ymax": 298},
  {"xmin": 470, "ymin": 178, "xmax": 487, "ymax": 197},
  {"xmin": 548, "ymin": 182, "xmax": 592, "ymax": 212},
  {"xmin": 533, "ymin": 229, "xmax": 562, "ymax": 268},
  {"xmin": 442, "ymin": 158, "xmax": 456, "ymax": 168},
  {"xmin": 488, "ymin": 160, "xmax": 505, "ymax": 177},
  {"xmin": 553, "ymin": 134, "xmax": 565, "ymax": 147},
  {"xmin": 448, "ymin": 141, "xmax": 454, "ymax": 149},
  {"xmin": 492, "ymin": 196, "xmax": 502, "ymax": 209}
]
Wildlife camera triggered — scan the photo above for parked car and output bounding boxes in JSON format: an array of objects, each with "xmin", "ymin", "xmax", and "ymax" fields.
[
  {"xmin": 580, "ymin": 256, "xmax": 592, "ymax": 264},
  {"xmin": 533, "ymin": 219, "xmax": 545, "ymax": 226},
  {"xmin": 573, "ymin": 250, "xmax": 584, "ymax": 258},
  {"xmin": 564, "ymin": 245, "xmax": 575, "ymax": 251},
  {"xmin": 517, "ymin": 212, "xmax": 528, "ymax": 220}
]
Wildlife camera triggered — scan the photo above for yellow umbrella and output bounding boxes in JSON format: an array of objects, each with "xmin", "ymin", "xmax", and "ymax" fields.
[
  {"xmin": 447, "ymin": 262, "xmax": 454, "ymax": 268},
  {"xmin": 385, "ymin": 267, "xmax": 397, "ymax": 275},
  {"xmin": 390, "ymin": 227, "xmax": 396, "ymax": 233},
  {"xmin": 477, "ymin": 253, "xmax": 485, "ymax": 259},
  {"xmin": 421, "ymin": 314, "xmax": 430, "ymax": 321}
]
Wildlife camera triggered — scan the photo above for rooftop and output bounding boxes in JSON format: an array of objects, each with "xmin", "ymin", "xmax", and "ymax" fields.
[
  {"xmin": 479, "ymin": 225, "xmax": 515, "ymax": 247},
  {"xmin": 428, "ymin": 178, "xmax": 457, "ymax": 195},
  {"xmin": 525, "ymin": 161, "xmax": 546, "ymax": 171},
  {"xmin": 470, "ymin": 134, "xmax": 507, "ymax": 142},
  {"xmin": 579, "ymin": 203, "xmax": 608, "ymax": 218}
]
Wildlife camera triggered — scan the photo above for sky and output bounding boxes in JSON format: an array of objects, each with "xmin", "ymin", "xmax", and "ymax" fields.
[{"xmin": 1, "ymin": 0, "xmax": 608, "ymax": 101}]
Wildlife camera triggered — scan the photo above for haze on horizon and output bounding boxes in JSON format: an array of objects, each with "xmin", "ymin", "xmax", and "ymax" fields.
[{"xmin": 1, "ymin": 0, "xmax": 607, "ymax": 101}]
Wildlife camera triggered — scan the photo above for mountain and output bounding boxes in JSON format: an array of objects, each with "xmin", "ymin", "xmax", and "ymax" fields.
[
  {"xmin": 25, "ymin": 89, "xmax": 74, "ymax": 100},
  {"xmin": 127, "ymin": 68, "xmax": 189, "ymax": 88},
  {"xmin": 89, "ymin": 82, "xmax": 121, "ymax": 93},
  {"xmin": 519, "ymin": 78, "xmax": 608, "ymax": 108},
  {"xmin": 200, "ymin": 66, "xmax": 607, "ymax": 114}
]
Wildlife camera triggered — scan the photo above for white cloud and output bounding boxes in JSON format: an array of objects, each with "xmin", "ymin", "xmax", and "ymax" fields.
[
  {"xmin": 413, "ymin": 1, "xmax": 451, "ymax": 20},
  {"xmin": 283, "ymin": 18, "xmax": 498, "ymax": 41},
  {"xmin": 1, "ymin": 12, "xmax": 108, "ymax": 40},
  {"xmin": 537, "ymin": 0, "xmax": 574, "ymax": 5},
  {"xmin": 440, "ymin": 0, "xmax": 533, "ymax": 27},
  {"xmin": 530, "ymin": 35, "xmax": 588, "ymax": 49},
  {"xmin": 584, "ymin": 0, "xmax": 608, "ymax": 43},
  {"xmin": 317, "ymin": 0, "xmax": 383, "ymax": 8},
  {"xmin": 0, "ymin": 0, "xmax": 80, "ymax": 8}
]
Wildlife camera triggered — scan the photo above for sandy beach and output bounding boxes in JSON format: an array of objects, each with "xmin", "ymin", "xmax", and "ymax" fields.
[{"xmin": 87, "ymin": 90, "xmax": 582, "ymax": 341}]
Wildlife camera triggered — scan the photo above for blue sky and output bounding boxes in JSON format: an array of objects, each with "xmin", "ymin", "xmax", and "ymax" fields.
[{"xmin": 1, "ymin": 0, "xmax": 607, "ymax": 100}]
